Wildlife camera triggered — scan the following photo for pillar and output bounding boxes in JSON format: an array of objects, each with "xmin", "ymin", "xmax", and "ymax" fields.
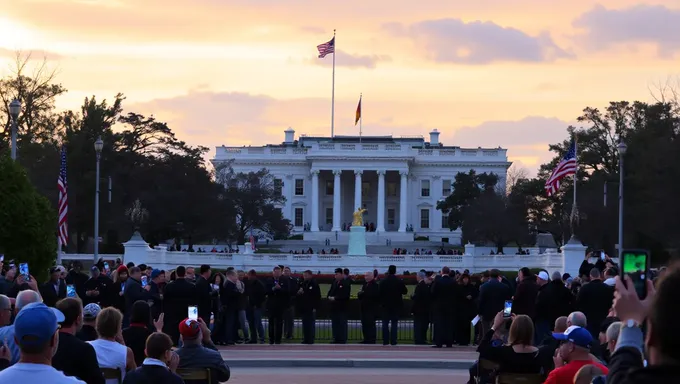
[
  {"xmin": 399, "ymin": 171, "xmax": 408, "ymax": 232},
  {"xmin": 285, "ymin": 174, "xmax": 294, "ymax": 221},
  {"xmin": 311, "ymin": 170, "xmax": 319, "ymax": 232},
  {"xmin": 354, "ymin": 170, "xmax": 363, "ymax": 212},
  {"xmin": 332, "ymin": 170, "xmax": 342, "ymax": 231},
  {"xmin": 377, "ymin": 170, "xmax": 386, "ymax": 232}
]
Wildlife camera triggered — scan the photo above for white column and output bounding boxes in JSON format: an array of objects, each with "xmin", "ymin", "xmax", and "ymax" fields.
[
  {"xmin": 354, "ymin": 170, "xmax": 363, "ymax": 212},
  {"xmin": 399, "ymin": 171, "xmax": 408, "ymax": 232},
  {"xmin": 285, "ymin": 174, "xmax": 294, "ymax": 221},
  {"xmin": 311, "ymin": 170, "xmax": 320, "ymax": 232},
  {"xmin": 377, "ymin": 170, "xmax": 386, "ymax": 232},
  {"xmin": 332, "ymin": 170, "xmax": 342, "ymax": 231}
]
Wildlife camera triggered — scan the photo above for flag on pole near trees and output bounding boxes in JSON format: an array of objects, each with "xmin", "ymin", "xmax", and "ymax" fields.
[
  {"xmin": 545, "ymin": 138, "xmax": 577, "ymax": 196},
  {"xmin": 317, "ymin": 37, "xmax": 335, "ymax": 58},
  {"xmin": 57, "ymin": 146, "xmax": 69, "ymax": 248}
]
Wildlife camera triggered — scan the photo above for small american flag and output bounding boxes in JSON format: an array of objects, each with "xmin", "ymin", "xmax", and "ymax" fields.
[
  {"xmin": 57, "ymin": 146, "xmax": 69, "ymax": 248},
  {"xmin": 317, "ymin": 37, "xmax": 335, "ymax": 58},
  {"xmin": 545, "ymin": 139, "xmax": 577, "ymax": 196}
]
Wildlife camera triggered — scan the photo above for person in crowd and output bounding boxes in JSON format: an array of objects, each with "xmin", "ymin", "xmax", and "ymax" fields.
[
  {"xmin": 478, "ymin": 269, "xmax": 512, "ymax": 336},
  {"xmin": 245, "ymin": 270, "xmax": 266, "ymax": 344},
  {"xmin": 123, "ymin": 301, "xmax": 164, "ymax": 366},
  {"xmin": 147, "ymin": 269, "xmax": 165, "ymax": 323},
  {"xmin": 163, "ymin": 266, "xmax": 196, "ymax": 345},
  {"xmin": 235, "ymin": 271, "xmax": 250, "ymax": 343},
  {"xmin": 534, "ymin": 271, "xmax": 573, "ymax": 344},
  {"xmin": 607, "ymin": 267, "xmax": 680, "ymax": 383},
  {"xmin": 468, "ymin": 319, "xmax": 510, "ymax": 384},
  {"xmin": 52, "ymin": 298, "xmax": 105, "ymax": 384},
  {"xmin": 123, "ymin": 267, "xmax": 154, "ymax": 327},
  {"xmin": 573, "ymin": 365, "xmax": 606, "ymax": 384},
  {"xmin": 39, "ymin": 267, "xmax": 67, "ymax": 308},
  {"xmin": 88, "ymin": 307, "xmax": 137, "ymax": 384},
  {"xmin": 0, "ymin": 302, "xmax": 84, "ymax": 382},
  {"xmin": 121, "ymin": 332, "xmax": 182, "ymax": 384},
  {"xmin": 0, "ymin": 290, "xmax": 42, "ymax": 366},
  {"xmin": 512, "ymin": 268, "xmax": 539, "ymax": 319},
  {"xmin": 576, "ymin": 268, "xmax": 614, "ymax": 340},
  {"xmin": 379, "ymin": 265, "xmax": 407, "ymax": 346},
  {"xmin": 76, "ymin": 303, "xmax": 101, "ymax": 342},
  {"xmin": 603, "ymin": 267, "xmax": 618, "ymax": 287},
  {"xmin": 327, "ymin": 267, "xmax": 350, "ymax": 344},
  {"xmin": 410, "ymin": 271, "xmax": 431, "ymax": 345},
  {"xmin": 194, "ymin": 265, "xmax": 214, "ymax": 326},
  {"xmin": 456, "ymin": 273, "xmax": 478, "ymax": 346},
  {"xmin": 66, "ymin": 262, "xmax": 89, "ymax": 300},
  {"xmin": 357, "ymin": 270, "xmax": 379, "ymax": 344},
  {"xmin": 544, "ymin": 325, "xmax": 607, "ymax": 383},
  {"xmin": 208, "ymin": 272, "xmax": 225, "ymax": 344},
  {"xmin": 175, "ymin": 318, "xmax": 231, "ymax": 384},
  {"xmin": 5, "ymin": 271, "xmax": 39, "ymax": 298},
  {"xmin": 185, "ymin": 267, "xmax": 196, "ymax": 282},
  {"xmin": 112, "ymin": 265, "xmax": 129, "ymax": 314},
  {"xmin": 536, "ymin": 270, "xmax": 550, "ymax": 287},
  {"xmin": 477, "ymin": 312, "xmax": 544, "ymax": 376},
  {"xmin": 265, "ymin": 266, "xmax": 289, "ymax": 345},
  {"xmin": 296, "ymin": 270, "xmax": 321, "ymax": 344},
  {"xmin": 84, "ymin": 266, "xmax": 113, "ymax": 307},
  {"xmin": 538, "ymin": 316, "xmax": 568, "ymax": 373},
  {"xmin": 221, "ymin": 270, "xmax": 240, "ymax": 345},
  {"xmin": 0, "ymin": 268, "xmax": 15, "ymax": 296},
  {"xmin": 282, "ymin": 266, "xmax": 297, "ymax": 340},
  {"xmin": 601, "ymin": 321, "xmax": 621, "ymax": 365},
  {"xmin": 0, "ymin": 295, "xmax": 11, "ymax": 328},
  {"xmin": 431, "ymin": 266, "xmax": 456, "ymax": 348}
]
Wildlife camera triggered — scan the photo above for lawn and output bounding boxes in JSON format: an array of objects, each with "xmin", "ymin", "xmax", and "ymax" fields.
[{"xmin": 318, "ymin": 283, "xmax": 416, "ymax": 298}]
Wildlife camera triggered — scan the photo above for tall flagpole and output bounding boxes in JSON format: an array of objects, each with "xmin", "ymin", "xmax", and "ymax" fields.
[
  {"xmin": 331, "ymin": 29, "xmax": 336, "ymax": 138},
  {"xmin": 569, "ymin": 134, "xmax": 580, "ymax": 242}
]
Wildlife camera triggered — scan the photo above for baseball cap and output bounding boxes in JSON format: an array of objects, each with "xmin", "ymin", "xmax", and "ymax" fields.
[
  {"xmin": 83, "ymin": 303, "xmax": 102, "ymax": 320},
  {"xmin": 553, "ymin": 325, "xmax": 593, "ymax": 349},
  {"xmin": 150, "ymin": 269, "xmax": 162, "ymax": 279},
  {"xmin": 14, "ymin": 302, "xmax": 65, "ymax": 347},
  {"xmin": 537, "ymin": 271, "xmax": 550, "ymax": 281},
  {"xmin": 179, "ymin": 318, "xmax": 201, "ymax": 339},
  {"xmin": 90, "ymin": 266, "xmax": 100, "ymax": 273}
]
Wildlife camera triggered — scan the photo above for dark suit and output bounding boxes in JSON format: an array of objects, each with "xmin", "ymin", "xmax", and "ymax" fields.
[
  {"xmin": 357, "ymin": 279, "xmax": 380, "ymax": 344},
  {"xmin": 122, "ymin": 365, "xmax": 184, "ymax": 384},
  {"xmin": 52, "ymin": 331, "xmax": 104, "ymax": 384},
  {"xmin": 220, "ymin": 280, "xmax": 241, "ymax": 344},
  {"xmin": 478, "ymin": 279, "xmax": 512, "ymax": 334},
  {"xmin": 195, "ymin": 275, "xmax": 214, "ymax": 325},
  {"xmin": 327, "ymin": 278, "xmax": 351, "ymax": 343},
  {"xmin": 123, "ymin": 277, "xmax": 153, "ymax": 327},
  {"xmin": 431, "ymin": 275, "xmax": 457, "ymax": 346},
  {"xmin": 379, "ymin": 274, "xmax": 408, "ymax": 345},
  {"xmin": 162, "ymin": 278, "xmax": 197, "ymax": 344},
  {"xmin": 297, "ymin": 278, "xmax": 321, "ymax": 344},
  {"xmin": 411, "ymin": 280, "xmax": 431, "ymax": 344},
  {"xmin": 265, "ymin": 277, "xmax": 289, "ymax": 344},
  {"xmin": 577, "ymin": 279, "xmax": 614, "ymax": 339},
  {"xmin": 40, "ymin": 279, "xmax": 67, "ymax": 308}
]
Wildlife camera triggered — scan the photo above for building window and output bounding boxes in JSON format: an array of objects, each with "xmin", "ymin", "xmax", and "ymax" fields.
[
  {"xmin": 442, "ymin": 179, "xmax": 451, "ymax": 196},
  {"xmin": 362, "ymin": 182, "xmax": 370, "ymax": 197},
  {"xmin": 325, "ymin": 207, "xmax": 333, "ymax": 225},
  {"xmin": 294, "ymin": 207, "xmax": 304, "ymax": 227},
  {"xmin": 294, "ymin": 179, "xmax": 304, "ymax": 196},
  {"xmin": 325, "ymin": 180, "xmax": 334, "ymax": 195},
  {"xmin": 441, "ymin": 213, "xmax": 449, "ymax": 229},
  {"xmin": 387, "ymin": 183, "xmax": 397, "ymax": 197},
  {"xmin": 274, "ymin": 179, "xmax": 283, "ymax": 196},
  {"xmin": 421, "ymin": 180, "xmax": 430, "ymax": 197},
  {"xmin": 387, "ymin": 209, "xmax": 395, "ymax": 225},
  {"xmin": 420, "ymin": 209, "xmax": 430, "ymax": 229}
]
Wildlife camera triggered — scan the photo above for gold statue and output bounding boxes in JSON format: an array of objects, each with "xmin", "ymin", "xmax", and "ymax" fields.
[{"xmin": 352, "ymin": 207, "xmax": 367, "ymax": 226}]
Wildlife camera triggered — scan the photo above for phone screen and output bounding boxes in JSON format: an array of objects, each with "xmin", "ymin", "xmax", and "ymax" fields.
[
  {"xmin": 600, "ymin": 251, "xmax": 606, "ymax": 261},
  {"xmin": 104, "ymin": 262, "xmax": 109, "ymax": 271},
  {"xmin": 67, "ymin": 284, "xmax": 76, "ymax": 297},
  {"xmin": 188, "ymin": 306, "xmax": 198, "ymax": 320},
  {"xmin": 503, "ymin": 300, "xmax": 513, "ymax": 318},
  {"xmin": 0, "ymin": 255, "xmax": 4, "ymax": 262},
  {"xmin": 621, "ymin": 249, "xmax": 649, "ymax": 300},
  {"xmin": 141, "ymin": 275, "xmax": 148, "ymax": 288},
  {"xmin": 19, "ymin": 263, "xmax": 29, "ymax": 280}
]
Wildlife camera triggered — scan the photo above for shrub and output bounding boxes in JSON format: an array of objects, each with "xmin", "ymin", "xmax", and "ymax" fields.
[
  {"xmin": 414, "ymin": 236, "xmax": 429, "ymax": 241},
  {"xmin": 288, "ymin": 234, "xmax": 303, "ymax": 240}
]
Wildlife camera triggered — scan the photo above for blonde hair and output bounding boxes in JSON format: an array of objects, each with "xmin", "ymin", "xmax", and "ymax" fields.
[
  {"xmin": 507, "ymin": 314, "xmax": 534, "ymax": 346},
  {"xmin": 96, "ymin": 307, "xmax": 123, "ymax": 339},
  {"xmin": 573, "ymin": 364, "xmax": 604, "ymax": 384}
]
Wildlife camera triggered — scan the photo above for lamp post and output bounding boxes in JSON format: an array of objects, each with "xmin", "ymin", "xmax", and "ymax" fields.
[
  {"xmin": 93, "ymin": 136, "xmax": 104, "ymax": 263},
  {"xmin": 617, "ymin": 141, "xmax": 627, "ymax": 258},
  {"xmin": 9, "ymin": 99, "xmax": 21, "ymax": 161}
]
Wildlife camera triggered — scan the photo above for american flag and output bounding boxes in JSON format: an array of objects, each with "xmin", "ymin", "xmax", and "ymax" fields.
[
  {"xmin": 545, "ymin": 139, "xmax": 577, "ymax": 196},
  {"xmin": 57, "ymin": 146, "xmax": 69, "ymax": 248},
  {"xmin": 317, "ymin": 37, "xmax": 335, "ymax": 58}
]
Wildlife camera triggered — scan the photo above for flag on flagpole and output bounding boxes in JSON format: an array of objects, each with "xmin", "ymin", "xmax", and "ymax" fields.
[
  {"xmin": 57, "ymin": 146, "xmax": 69, "ymax": 248},
  {"xmin": 317, "ymin": 37, "xmax": 335, "ymax": 58},
  {"xmin": 545, "ymin": 139, "xmax": 577, "ymax": 196},
  {"xmin": 355, "ymin": 94, "xmax": 362, "ymax": 125}
]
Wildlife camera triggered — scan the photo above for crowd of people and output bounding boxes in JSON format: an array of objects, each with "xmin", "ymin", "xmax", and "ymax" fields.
[{"xmin": 0, "ymin": 252, "xmax": 678, "ymax": 383}]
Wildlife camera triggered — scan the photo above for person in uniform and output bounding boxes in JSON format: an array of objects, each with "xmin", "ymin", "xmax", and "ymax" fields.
[{"xmin": 327, "ymin": 267, "xmax": 350, "ymax": 344}]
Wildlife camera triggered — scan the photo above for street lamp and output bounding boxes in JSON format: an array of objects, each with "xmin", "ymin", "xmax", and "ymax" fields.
[
  {"xmin": 617, "ymin": 141, "xmax": 627, "ymax": 258},
  {"xmin": 93, "ymin": 136, "xmax": 104, "ymax": 262},
  {"xmin": 9, "ymin": 99, "xmax": 21, "ymax": 161}
]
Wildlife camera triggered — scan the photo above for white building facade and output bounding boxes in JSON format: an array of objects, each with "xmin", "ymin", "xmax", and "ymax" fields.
[{"xmin": 212, "ymin": 129, "xmax": 511, "ymax": 245}]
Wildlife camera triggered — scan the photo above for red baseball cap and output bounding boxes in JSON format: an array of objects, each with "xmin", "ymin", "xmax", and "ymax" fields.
[{"xmin": 178, "ymin": 318, "xmax": 201, "ymax": 339}]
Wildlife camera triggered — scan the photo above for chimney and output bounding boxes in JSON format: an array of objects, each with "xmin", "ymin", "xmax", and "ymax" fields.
[
  {"xmin": 284, "ymin": 127, "xmax": 295, "ymax": 144},
  {"xmin": 429, "ymin": 129, "xmax": 440, "ymax": 146}
]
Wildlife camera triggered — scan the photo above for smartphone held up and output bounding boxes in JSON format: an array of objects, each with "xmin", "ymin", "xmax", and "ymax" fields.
[
  {"xmin": 503, "ymin": 300, "xmax": 513, "ymax": 318},
  {"xmin": 620, "ymin": 249, "xmax": 650, "ymax": 300}
]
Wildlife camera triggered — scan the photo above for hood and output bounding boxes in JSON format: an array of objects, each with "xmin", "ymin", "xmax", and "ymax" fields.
[{"xmin": 603, "ymin": 277, "xmax": 616, "ymax": 286}]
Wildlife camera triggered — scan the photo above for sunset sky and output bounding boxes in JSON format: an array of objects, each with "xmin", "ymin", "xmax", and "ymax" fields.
[{"xmin": 2, "ymin": 0, "xmax": 678, "ymax": 174}]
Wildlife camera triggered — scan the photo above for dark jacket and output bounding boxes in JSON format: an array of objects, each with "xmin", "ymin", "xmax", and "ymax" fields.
[
  {"xmin": 296, "ymin": 278, "xmax": 321, "ymax": 313},
  {"xmin": 163, "ymin": 278, "xmax": 197, "ymax": 344},
  {"xmin": 378, "ymin": 274, "xmax": 408, "ymax": 313},
  {"xmin": 512, "ymin": 276, "xmax": 539, "ymax": 319},
  {"xmin": 430, "ymin": 275, "xmax": 457, "ymax": 313},
  {"xmin": 83, "ymin": 274, "xmax": 113, "ymax": 307},
  {"xmin": 247, "ymin": 278, "xmax": 266, "ymax": 308},
  {"xmin": 478, "ymin": 279, "xmax": 512, "ymax": 321},
  {"xmin": 265, "ymin": 277, "xmax": 290, "ymax": 311},
  {"xmin": 65, "ymin": 270, "xmax": 89, "ymax": 299},
  {"xmin": 40, "ymin": 279, "xmax": 67, "ymax": 308},
  {"xmin": 122, "ymin": 364, "xmax": 184, "ymax": 384},
  {"xmin": 221, "ymin": 280, "xmax": 241, "ymax": 312},
  {"xmin": 411, "ymin": 280, "xmax": 431, "ymax": 315},
  {"xmin": 52, "ymin": 331, "xmax": 105, "ymax": 384},
  {"xmin": 327, "ymin": 278, "xmax": 351, "ymax": 312},
  {"xmin": 576, "ymin": 279, "xmax": 614, "ymax": 338},
  {"xmin": 457, "ymin": 282, "xmax": 478, "ymax": 318},
  {"xmin": 194, "ymin": 276, "xmax": 214, "ymax": 323},
  {"xmin": 607, "ymin": 326, "xmax": 680, "ymax": 384},
  {"xmin": 176, "ymin": 343, "xmax": 231, "ymax": 384},
  {"xmin": 358, "ymin": 280, "xmax": 381, "ymax": 314},
  {"xmin": 535, "ymin": 279, "xmax": 574, "ymax": 325},
  {"xmin": 123, "ymin": 324, "xmax": 153, "ymax": 367},
  {"xmin": 124, "ymin": 277, "xmax": 153, "ymax": 314},
  {"xmin": 76, "ymin": 324, "xmax": 98, "ymax": 342}
]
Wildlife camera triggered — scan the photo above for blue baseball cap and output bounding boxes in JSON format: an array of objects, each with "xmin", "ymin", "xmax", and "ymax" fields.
[
  {"xmin": 553, "ymin": 325, "xmax": 593, "ymax": 349},
  {"xmin": 150, "ymin": 269, "xmax": 162, "ymax": 279},
  {"xmin": 14, "ymin": 303, "xmax": 65, "ymax": 347}
]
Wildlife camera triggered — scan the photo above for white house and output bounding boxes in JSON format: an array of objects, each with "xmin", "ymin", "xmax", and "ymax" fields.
[{"xmin": 212, "ymin": 129, "xmax": 511, "ymax": 245}]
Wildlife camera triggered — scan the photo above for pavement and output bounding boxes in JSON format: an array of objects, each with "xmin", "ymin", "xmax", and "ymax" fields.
[
  {"xmin": 219, "ymin": 344, "xmax": 478, "ymax": 370},
  {"xmin": 227, "ymin": 368, "xmax": 471, "ymax": 384}
]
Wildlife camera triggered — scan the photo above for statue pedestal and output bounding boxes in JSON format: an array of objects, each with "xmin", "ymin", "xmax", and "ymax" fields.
[{"xmin": 347, "ymin": 226, "xmax": 367, "ymax": 256}]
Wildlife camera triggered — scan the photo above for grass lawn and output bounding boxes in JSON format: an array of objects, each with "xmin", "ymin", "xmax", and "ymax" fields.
[{"xmin": 318, "ymin": 283, "xmax": 416, "ymax": 298}]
